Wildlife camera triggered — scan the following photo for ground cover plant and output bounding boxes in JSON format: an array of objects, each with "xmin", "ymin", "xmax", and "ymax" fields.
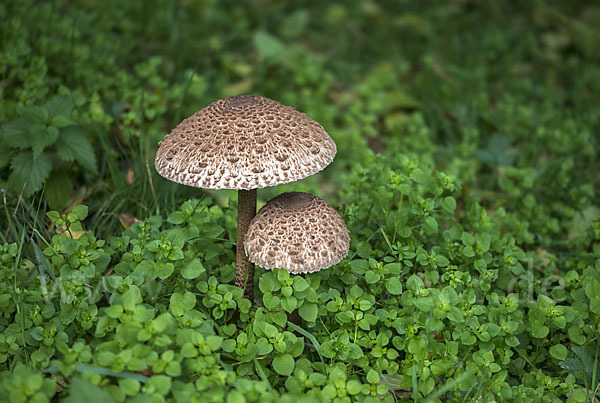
[{"xmin": 0, "ymin": 0, "xmax": 599, "ymax": 401}]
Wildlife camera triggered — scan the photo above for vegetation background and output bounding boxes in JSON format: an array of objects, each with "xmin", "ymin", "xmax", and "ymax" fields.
[{"xmin": 0, "ymin": 0, "xmax": 599, "ymax": 401}]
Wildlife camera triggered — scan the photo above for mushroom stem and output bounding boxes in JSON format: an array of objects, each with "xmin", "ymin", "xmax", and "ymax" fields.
[{"xmin": 235, "ymin": 188, "xmax": 257, "ymax": 300}]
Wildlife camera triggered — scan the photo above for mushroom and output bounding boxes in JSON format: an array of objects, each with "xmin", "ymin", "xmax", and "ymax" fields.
[
  {"xmin": 244, "ymin": 192, "xmax": 350, "ymax": 273},
  {"xmin": 154, "ymin": 96, "xmax": 336, "ymax": 299}
]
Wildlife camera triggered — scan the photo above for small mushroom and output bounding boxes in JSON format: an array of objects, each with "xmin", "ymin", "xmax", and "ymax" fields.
[
  {"xmin": 244, "ymin": 192, "xmax": 350, "ymax": 273},
  {"xmin": 155, "ymin": 96, "xmax": 337, "ymax": 299}
]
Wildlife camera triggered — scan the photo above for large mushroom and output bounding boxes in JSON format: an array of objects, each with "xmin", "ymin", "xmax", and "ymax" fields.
[
  {"xmin": 244, "ymin": 192, "xmax": 350, "ymax": 274},
  {"xmin": 154, "ymin": 96, "xmax": 336, "ymax": 298}
]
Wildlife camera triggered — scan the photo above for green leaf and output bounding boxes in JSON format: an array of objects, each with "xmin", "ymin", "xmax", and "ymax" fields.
[
  {"xmin": 365, "ymin": 271, "xmax": 380, "ymax": 284},
  {"xmin": 571, "ymin": 389, "xmax": 587, "ymax": 402},
  {"xmin": 181, "ymin": 343, "xmax": 197, "ymax": 358},
  {"xmin": 272, "ymin": 354, "xmax": 295, "ymax": 376},
  {"xmin": 72, "ymin": 205, "xmax": 88, "ymax": 220},
  {"xmin": 181, "ymin": 259, "xmax": 205, "ymax": 279},
  {"xmin": 155, "ymin": 262, "xmax": 174, "ymax": 279},
  {"xmin": 170, "ymin": 292, "xmax": 196, "ymax": 316},
  {"xmin": 414, "ymin": 297, "xmax": 433, "ymax": 312},
  {"xmin": 45, "ymin": 94, "xmax": 74, "ymax": 117},
  {"xmin": 1, "ymin": 118, "xmax": 33, "ymax": 149},
  {"xmin": 356, "ymin": 241, "xmax": 373, "ymax": 259},
  {"xmin": 55, "ymin": 126, "xmax": 97, "ymax": 173},
  {"xmin": 167, "ymin": 211, "xmax": 186, "ymax": 224},
  {"xmin": 367, "ymin": 369, "xmax": 380, "ymax": 384},
  {"xmin": 461, "ymin": 232, "xmax": 475, "ymax": 245},
  {"xmin": 46, "ymin": 211, "xmax": 60, "ymax": 222},
  {"xmin": 293, "ymin": 277, "xmax": 309, "ymax": 292},
  {"xmin": 256, "ymin": 338, "xmax": 273, "ymax": 355},
  {"xmin": 385, "ymin": 277, "xmax": 403, "ymax": 295},
  {"xmin": 441, "ymin": 196, "xmax": 457, "ymax": 214},
  {"xmin": 346, "ymin": 379, "xmax": 363, "ymax": 395},
  {"xmin": 227, "ymin": 390, "xmax": 246, "ymax": 403},
  {"xmin": 206, "ymin": 335, "xmax": 223, "ymax": 350},
  {"xmin": 148, "ymin": 375, "xmax": 171, "ymax": 395},
  {"xmin": 408, "ymin": 337, "xmax": 427, "ymax": 360},
  {"xmin": 264, "ymin": 323, "xmax": 278, "ymax": 339},
  {"xmin": 63, "ymin": 377, "xmax": 113, "ymax": 403},
  {"xmin": 549, "ymin": 344, "xmax": 568, "ymax": 360},
  {"xmin": 530, "ymin": 322, "xmax": 549, "ymax": 339},
  {"xmin": 350, "ymin": 259, "xmax": 369, "ymax": 273},
  {"xmin": 0, "ymin": 142, "xmax": 13, "ymax": 169},
  {"xmin": 122, "ymin": 285, "xmax": 142, "ymax": 312},
  {"xmin": 259, "ymin": 273, "xmax": 280, "ymax": 293},
  {"xmin": 298, "ymin": 302, "xmax": 318, "ymax": 322},
  {"xmin": 22, "ymin": 105, "xmax": 49, "ymax": 122},
  {"xmin": 9, "ymin": 151, "xmax": 52, "ymax": 196},
  {"xmin": 238, "ymin": 298, "xmax": 251, "ymax": 313},
  {"xmin": 199, "ymin": 223, "xmax": 224, "ymax": 238},
  {"xmin": 105, "ymin": 305, "xmax": 123, "ymax": 319},
  {"xmin": 45, "ymin": 171, "xmax": 72, "ymax": 209},
  {"xmin": 253, "ymin": 31, "xmax": 286, "ymax": 60},
  {"xmin": 436, "ymin": 255, "xmax": 450, "ymax": 267},
  {"xmin": 423, "ymin": 216, "xmax": 438, "ymax": 234},
  {"xmin": 51, "ymin": 115, "xmax": 75, "ymax": 127},
  {"xmin": 359, "ymin": 299, "xmax": 373, "ymax": 311},
  {"xmin": 263, "ymin": 292, "xmax": 281, "ymax": 310},
  {"xmin": 31, "ymin": 125, "xmax": 59, "ymax": 158},
  {"xmin": 118, "ymin": 378, "xmax": 140, "ymax": 396},
  {"xmin": 350, "ymin": 285, "xmax": 363, "ymax": 298}
]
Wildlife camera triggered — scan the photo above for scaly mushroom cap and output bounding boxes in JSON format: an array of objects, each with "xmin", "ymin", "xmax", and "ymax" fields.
[
  {"xmin": 154, "ymin": 95, "xmax": 337, "ymax": 190},
  {"xmin": 244, "ymin": 192, "xmax": 350, "ymax": 273}
]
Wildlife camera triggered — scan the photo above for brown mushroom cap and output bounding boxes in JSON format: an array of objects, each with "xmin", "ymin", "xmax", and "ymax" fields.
[
  {"xmin": 244, "ymin": 192, "xmax": 350, "ymax": 273},
  {"xmin": 154, "ymin": 95, "xmax": 337, "ymax": 190}
]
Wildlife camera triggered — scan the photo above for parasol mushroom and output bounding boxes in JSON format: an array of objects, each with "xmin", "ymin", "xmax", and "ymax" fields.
[{"xmin": 155, "ymin": 96, "xmax": 336, "ymax": 299}]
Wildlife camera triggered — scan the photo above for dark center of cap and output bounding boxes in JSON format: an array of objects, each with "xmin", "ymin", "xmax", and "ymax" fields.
[
  {"xmin": 226, "ymin": 95, "xmax": 258, "ymax": 108},
  {"xmin": 282, "ymin": 192, "xmax": 313, "ymax": 209}
]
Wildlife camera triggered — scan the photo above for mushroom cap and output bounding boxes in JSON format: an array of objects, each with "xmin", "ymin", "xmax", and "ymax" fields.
[
  {"xmin": 154, "ymin": 95, "xmax": 337, "ymax": 190},
  {"xmin": 244, "ymin": 192, "xmax": 350, "ymax": 274}
]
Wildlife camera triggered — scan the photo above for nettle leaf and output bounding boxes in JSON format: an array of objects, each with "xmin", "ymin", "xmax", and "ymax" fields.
[
  {"xmin": 9, "ymin": 151, "xmax": 52, "ymax": 196},
  {"xmin": 0, "ymin": 142, "xmax": 14, "ymax": 169},
  {"xmin": 55, "ymin": 126, "xmax": 97, "ymax": 173},
  {"xmin": 32, "ymin": 125, "xmax": 59, "ymax": 158},
  {"xmin": 21, "ymin": 105, "xmax": 49, "ymax": 123},
  {"xmin": 45, "ymin": 94, "xmax": 74, "ymax": 118},
  {"xmin": 1, "ymin": 118, "xmax": 34, "ymax": 149}
]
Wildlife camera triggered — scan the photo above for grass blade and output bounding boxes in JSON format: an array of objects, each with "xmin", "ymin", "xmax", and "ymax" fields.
[{"xmin": 287, "ymin": 321, "xmax": 325, "ymax": 365}]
